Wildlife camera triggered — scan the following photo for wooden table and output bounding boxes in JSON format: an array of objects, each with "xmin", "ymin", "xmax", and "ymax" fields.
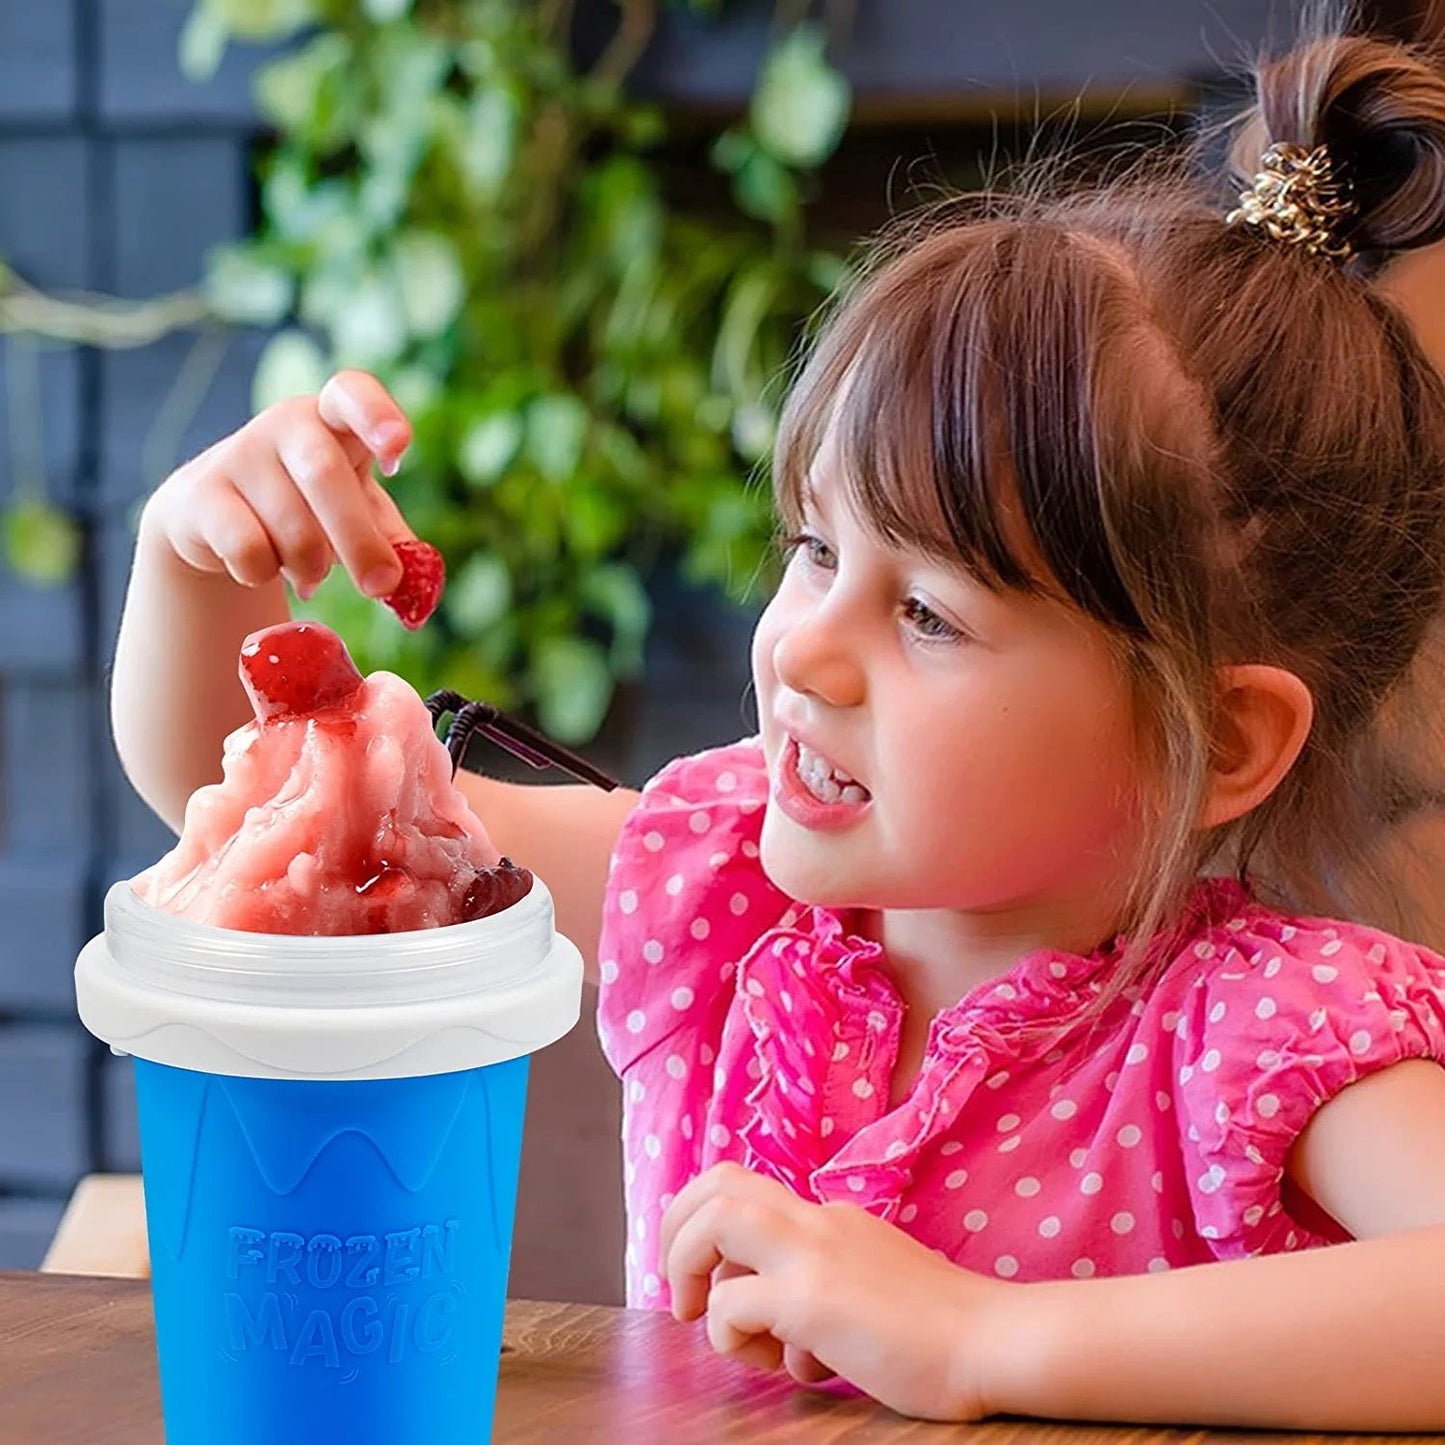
[{"xmin": 0, "ymin": 1270, "xmax": 1407, "ymax": 1445}]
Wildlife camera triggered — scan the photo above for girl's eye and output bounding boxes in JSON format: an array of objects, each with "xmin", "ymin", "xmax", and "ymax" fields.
[
  {"xmin": 902, "ymin": 596, "xmax": 962, "ymax": 642},
  {"xmin": 776, "ymin": 531, "xmax": 837, "ymax": 571}
]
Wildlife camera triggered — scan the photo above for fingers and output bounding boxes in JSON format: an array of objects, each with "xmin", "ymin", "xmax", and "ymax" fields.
[
  {"xmin": 233, "ymin": 455, "xmax": 335, "ymax": 599},
  {"xmin": 784, "ymin": 1344, "xmax": 837, "ymax": 1387},
  {"xmin": 317, "ymin": 370, "xmax": 411, "ymax": 474},
  {"xmin": 707, "ymin": 1272, "xmax": 786, "ymax": 1367},
  {"xmin": 192, "ymin": 486, "xmax": 281, "ymax": 587},
  {"xmin": 363, "ymin": 472, "xmax": 414, "ymax": 543},
  {"xmin": 273, "ymin": 421, "xmax": 402, "ymax": 596}
]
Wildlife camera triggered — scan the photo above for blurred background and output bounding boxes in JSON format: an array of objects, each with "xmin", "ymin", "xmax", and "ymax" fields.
[{"xmin": 0, "ymin": 0, "xmax": 1414, "ymax": 1295}]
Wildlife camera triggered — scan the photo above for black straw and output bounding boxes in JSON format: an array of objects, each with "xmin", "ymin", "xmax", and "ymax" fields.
[{"xmin": 425, "ymin": 690, "xmax": 622, "ymax": 791}]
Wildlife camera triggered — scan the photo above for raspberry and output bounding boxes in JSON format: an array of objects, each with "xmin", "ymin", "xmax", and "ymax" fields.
[
  {"xmin": 239, "ymin": 621, "xmax": 364, "ymax": 723},
  {"xmin": 383, "ymin": 539, "xmax": 445, "ymax": 630},
  {"xmin": 459, "ymin": 858, "xmax": 534, "ymax": 920}
]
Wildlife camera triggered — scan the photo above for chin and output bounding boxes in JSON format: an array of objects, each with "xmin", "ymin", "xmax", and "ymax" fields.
[{"xmin": 757, "ymin": 815, "xmax": 877, "ymax": 912}]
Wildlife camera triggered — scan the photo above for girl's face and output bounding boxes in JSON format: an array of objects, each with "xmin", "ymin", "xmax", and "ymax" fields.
[{"xmin": 751, "ymin": 463, "xmax": 1150, "ymax": 927}]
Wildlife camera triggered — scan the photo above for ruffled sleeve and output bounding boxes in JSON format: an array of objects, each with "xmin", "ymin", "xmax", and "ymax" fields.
[
  {"xmin": 1173, "ymin": 912, "xmax": 1445, "ymax": 1257},
  {"xmin": 595, "ymin": 736, "xmax": 793, "ymax": 1078}
]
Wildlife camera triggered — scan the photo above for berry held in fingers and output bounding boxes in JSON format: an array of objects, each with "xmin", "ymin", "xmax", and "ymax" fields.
[{"xmin": 383, "ymin": 539, "xmax": 445, "ymax": 629}]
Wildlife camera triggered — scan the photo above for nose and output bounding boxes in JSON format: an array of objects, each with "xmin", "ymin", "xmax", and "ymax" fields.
[{"xmin": 771, "ymin": 598, "xmax": 866, "ymax": 709}]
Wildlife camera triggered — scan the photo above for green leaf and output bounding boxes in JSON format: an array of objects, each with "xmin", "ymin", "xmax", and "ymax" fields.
[
  {"xmin": 331, "ymin": 273, "xmax": 408, "ymax": 369},
  {"xmin": 459, "ymin": 413, "xmax": 524, "ymax": 487},
  {"xmin": 580, "ymin": 562, "xmax": 652, "ymax": 674},
  {"xmin": 532, "ymin": 635, "xmax": 615, "ymax": 743},
  {"xmin": 393, "ymin": 232, "xmax": 465, "ymax": 339},
  {"xmin": 363, "ymin": 0, "xmax": 413, "ymax": 19},
  {"xmin": 203, "ymin": 244, "xmax": 295, "ymax": 325},
  {"xmin": 750, "ymin": 27, "xmax": 851, "ymax": 170},
  {"xmin": 251, "ymin": 329, "xmax": 329, "ymax": 412},
  {"xmin": 178, "ymin": 4, "xmax": 229, "ymax": 82},
  {"xmin": 445, "ymin": 552, "xmax": 512, "ymax": 634},
  {"xmin": 3, "ymin": 499, "xmax": 81, "ymax": 586},
  {"xmin": 210, "ymin": 0, "xmax": 315, "ymax": 40},
  {"xmin": 526, "ymin": 395, "xmax": 589, "ymax": 483},
  {"xmin": 255, "ymin": 35, "xmax": 350, "ymax": 137},
  {"xmin": 732, "ymin": 149, "xmax": 798, "ymax": 225},
  {"xmin": 465, "ymin": 86, "xmax": 520, "ymax": 197}
]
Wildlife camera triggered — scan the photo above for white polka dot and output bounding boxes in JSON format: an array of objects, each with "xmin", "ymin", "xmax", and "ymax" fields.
[
  {"xmin": 1172, "ymin": 1218, "xmax": 1185, "ymax": 1239},
  {"xmin": 1104, "ymin": 1070, "xmax": 1119, "ymax": 1092},
  {"xmin": 626, "ymin": 1010, "xmax": 646, "ymax": 1034},
  {"xmin": 833, "ymin": 1041, "xmax": 849, "ymax": 1062},
  {"xmin": 600, "ymin": 959, "xmax": 620, "ymax": 985},
  {"xmin": 1263, "ymin": 956, "xmax": 1282, "ymax": 978},
  {"xmin": 1117, "ymin": 1124, "xmax": 1142, "ymax": 1148},
  {"xmin": 998, "ymin": 1136, "xmax": 1022, "ymax": 1153},
  {"xmin": 1255, "ymin": 998, "xmax": 1277, "ymax": 1021},
  {"xmin": 1209, "ymin": 1001, "xmax": 1227, "ymax": 1023},
  {"xmin": 1049, "ymin": 960, "xmax": 1069, "ymax": 979},
  {"xmin": 665, "ymin": 875, "xmax": 685, "ymax": 897},
  {"xmin": 643, "ymin": 831, "xmax": 664, "ymax": 852},
  {"xmin": 1201, "ymin": 1049, "xmax": 1222, "ymax": 1072},
  {"xmin": 884, "ymin": 1140, "xmax": 908, "ymax": 1160},
  {"xmin": 1038, "ymin": 1215, "xmax": 1062, "ymax": 1238},
  {"xmin": 709, "ymin": 1124, "xmax": 730, "ymax": 1148},
  {"xmin": 994, "ymin": 1255, "xmax": 1020, "ymax": 1278},
  {"xmin": 867, "ymin": 1009, "xmax": 889, "ymax": 1032},
  {"xmin": 1215, "ymin": 1100, "xmax": 1229, "ymax": 1125},
  {"xmin": 779, "ymin": 989, "xmax": 792, "ymax": 1012},
  {"xmin": 688, "ymin": 917, "xmax": 710, "ymax": 941},
  {"xmin": 1195, "ymin": 940, "xmax": 1216, "ymax": 959},
  {"xmin": 671, "ymin": 987, "xmax": 694, "ymax": 1011},
  {"xmin": 946, "ymin": 1170, "xmax": 969, "ymax": 1190},
  {"xmin": 1151, "ymin": 1171, "xmax": 1164, "ymax": 1192},
  {"xmin": 1199, "ymin": 1164, "xmax": 1226, "ymax": 1194},
  {"xmin": 1111, "ymin": 1211, "xmax": 1135, "ymax": 1235},
  {"xmin": 997, "ymin": 1113, "xmax": 1022, "ymax": 1132},
  {"xmin": 1255, "ymin": 1092, "xmax": 1280, "ymax": 1119},
  {"xmin": 1155, "ymin": 1091, "xmax": 1172, "ymax": 1111},
  {"xmin": 643, "ymin": 1134, "xmax": 661, "ymax": 1159},
  {"xmin": 940, "ymin": 1140, "xmax": 964, "ymax": 1156},
  {"xmin": 820, "ymin": 1117, "xmax": 835, "ymax": 1137},
  {"xmin": 1050, "ymin": 1099, "xmax": 1078, "ymax": 1121},
  {"xmin": 846, "ymin": 1175, "xmax": 866, "ymax": 1193},
  {"xmin": 1071, "ymin": 1258, "xmax": 1096, "ymax": 1278},
  {"xmin": 899, "ymin": 1203, "xmax": 919, "ymax": 1224},
  {"xmin": 1179, "ymin": 1064, "xmax": 1194, "ymax": 1084},
  {"xmin": 746, "ymin": 1057, "xmax": 762, "ymax": 1081},
  {"xmin": 700, "ymin": 1043, "xmax": 715, "ymax": 1066},
  {"xmin": 689, "ymin": 812, "xmax": 711, "ymax": 834},
  {"xmin": 618, "ymin": 890, "xmax": 640, "ymax": 916},
  {"xmin": 1243, "ymin": 1204, "xmax": 1265, "ymax": 1227},
  {"xmin": 1281, "ymin": 925, "xmax": 1297, "ymax": 941},
  {"xmin": 716, "ymin": 770, "xmax": 738, "ymax": 792},
  {"xmin": 708, "ymin": 852, "xmax": 729, "ymax": 869},
  {"xmin": 741, "ymin": 839, "xmax": 760, "ymax": 858},
  {"xmin": 853, "ymin": 1078, "xmax": 875, "ymax": 1100},
  {"xmin": 994, "ymin": 983, "xmax": 1018, "ymax": 1000},
  {"xmin": 1125, "ymin": 1043, "xmax": 1149, "ymax": 1065},
  {"xmin": 642, "ymin": 939, "xmax": 664, "ymax": 965},
  {"xmin": 963, "ymin": 1209, "xmax": 988, "ymax": 1231},
  {"xmin": 1368, "ymin": 942, "xmax": 1388, "ymax": 965},
  {"xmin": 1146, "ymin": 1257, "xmax": 1169, "ymax": 1273},
  {"xmin": 665, "ymin": 1054, "xmax": 688, "ymax": 1080},
  {"xmin": 1069, "ymin": 1148, "xmax": 1088, "ymax": 1169},
  {"xmin": 1320, "ymin": 937, "xmax": 1343, "ymax": 957},
  {"xmin": 680, "ymin": 1116, "xmax": 694, "ymax": 1139},
  {"xmin": 1080, "ymin": 1172, "xmax": 1103, "ymax": 1195},
  {"xmin": 730, "ymin": 892, "xmax": 749, "ymax": 916},
  {"xmin": 629, "ymin": 1079, "xmax": 646, "ymax": 1102},
  {"xmin": 643, "ymin": 1273, "xmax": 661, "ymax": 1296},
  {"xmin": 1311, "ymin": 964, "xmax": 1338, "ymax": 984},
  {"xmin": 986, "ymin": 1070, "xmax": 1011, "ymax": 1089},
  {"xmin": 1015, "ymin": 1176, "xmax": 1042, "ymax": 1198},
  {"xmin": 1349, "ymin": 1028, "xmax": 1372, "ymax": 1055},
  {"xmin": 745, "ymin": 977, "xmax": 765, "ymax": 998},
  {"xmin": 1161, "ymin": 1011, "xmax": 1180, "ymax": 1032}
]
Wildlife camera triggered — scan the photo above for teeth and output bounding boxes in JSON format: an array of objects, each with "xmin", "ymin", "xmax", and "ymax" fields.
[{"xmin": 794, "ymin": 741, "xmax": 868, "ymax": 805}]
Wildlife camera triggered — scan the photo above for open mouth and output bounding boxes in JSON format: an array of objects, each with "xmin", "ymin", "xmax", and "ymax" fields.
[{"xmin": 791, "ymin": 738, "xmax": 870, "ymax": 805}]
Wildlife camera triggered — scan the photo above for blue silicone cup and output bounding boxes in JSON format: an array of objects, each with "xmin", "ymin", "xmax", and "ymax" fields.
[{"xmin": 133, "ymin": 1054, "xmax": 530, "ymax": 1445}]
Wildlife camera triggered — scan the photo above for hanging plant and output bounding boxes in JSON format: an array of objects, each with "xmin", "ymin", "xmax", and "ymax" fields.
[{"xmin": 1, "ymin": 0, "xmax": 854, "ymax": 744}]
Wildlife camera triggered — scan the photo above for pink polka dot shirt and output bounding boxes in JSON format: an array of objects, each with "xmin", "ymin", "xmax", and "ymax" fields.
[{"xmin": 596, "ymin": 737, "xmax": 1445, "ymax": 1310}]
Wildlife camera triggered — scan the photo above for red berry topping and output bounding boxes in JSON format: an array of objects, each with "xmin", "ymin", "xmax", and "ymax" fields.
[
  {"xmin": 460, "ymin": 858, "xmax": 534, "ymax": 920},
  {"xmin": 239, "ymin": 621, "xmax": 365, "ymax": 723},
  {"xmin": 383, "ymin": 539, "xmax": 445, "ymax": 630}
]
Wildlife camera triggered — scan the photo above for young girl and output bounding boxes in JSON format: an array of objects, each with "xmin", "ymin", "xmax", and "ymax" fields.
[{"xmin": 111, "ymin": 17, "xmax": 1445, "ymax": 1433}]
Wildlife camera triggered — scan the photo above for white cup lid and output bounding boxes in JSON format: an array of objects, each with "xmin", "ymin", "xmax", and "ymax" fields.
[{"xmin": 75, "ymin": 878, "xmax": 583, "ymax": 1080}]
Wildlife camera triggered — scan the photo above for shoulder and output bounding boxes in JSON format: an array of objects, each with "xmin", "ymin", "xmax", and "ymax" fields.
[{"xmin": 1161, "ymin": 893, "xmax": 1445, "ymax": 1255}]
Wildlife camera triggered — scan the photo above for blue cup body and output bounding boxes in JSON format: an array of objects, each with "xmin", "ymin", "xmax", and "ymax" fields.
[{"xmin": 132, "ymin": 1055, "xmax": 531, "ymax": 1445}]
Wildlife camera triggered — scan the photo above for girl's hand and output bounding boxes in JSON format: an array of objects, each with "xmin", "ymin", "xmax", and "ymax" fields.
[
  {"xmin": 141, "ymin": 370, "xmax": 415, "ymax": 601},
  {"xmin": 659, "ymin": 1161, "xmax": 1016, "ymax": 1422}
]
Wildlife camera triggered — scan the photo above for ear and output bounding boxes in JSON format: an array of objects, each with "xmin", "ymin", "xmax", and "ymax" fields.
[{"xmin": 1198, "ymin": 664, "xmax": 1315, "ymax": 832}]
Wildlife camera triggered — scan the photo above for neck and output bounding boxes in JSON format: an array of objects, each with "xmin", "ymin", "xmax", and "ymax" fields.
[{"xmin": 855, "ymin": 884, "xmax": 1133, "ymax": 1017}]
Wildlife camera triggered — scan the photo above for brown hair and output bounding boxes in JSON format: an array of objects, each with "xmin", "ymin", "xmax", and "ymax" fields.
[{"xmin": 770, "ymin": 10, "xmax": 1445, "ymax": 1036}]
